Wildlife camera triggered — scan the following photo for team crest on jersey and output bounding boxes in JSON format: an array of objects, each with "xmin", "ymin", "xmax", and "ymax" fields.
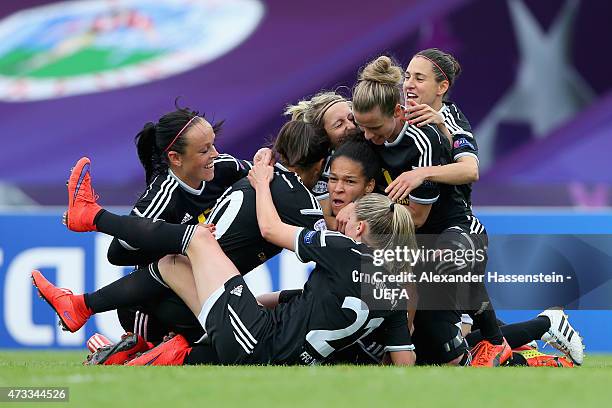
[
  {"xmin": 453, "ymin": 137, "xmax": 475, "ymax": 150},
  {"xmin": 312, "ymin": 180, "xmax": 328, "ymax": 194},
  {"xmin": 313, "ymin": 218, "xmax": 327, "ymax": 231},
  {"xmin": 0, "ymin": 0, "xmax": 264, "ymax": 101}
]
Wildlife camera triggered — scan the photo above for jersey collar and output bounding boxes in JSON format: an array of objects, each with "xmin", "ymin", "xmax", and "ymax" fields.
[
  {"xmin": 384, "ymin": 120, "xmax": 410, "ymax": 147},
  {"xmin": 274, "ymin": 162, "xmax": 291, "ymax": 172},
  {"xmin": 168, "ymin": 169, "xmax": 206, "ymax": 195}
]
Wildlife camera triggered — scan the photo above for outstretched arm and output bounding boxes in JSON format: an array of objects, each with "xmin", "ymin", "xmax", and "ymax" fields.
[
  {"xmin": 248, "ymin": 164, "xmax": 300, "ymax": 251},
  {"xmin": 385, "ymin": 156, "xmax": 478, "ymax": 202}
]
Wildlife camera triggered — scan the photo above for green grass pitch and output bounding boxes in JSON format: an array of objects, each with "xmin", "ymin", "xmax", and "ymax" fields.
[{"xmin": 1, "ymin": 351, "xmax": 612, "ymax": 407}]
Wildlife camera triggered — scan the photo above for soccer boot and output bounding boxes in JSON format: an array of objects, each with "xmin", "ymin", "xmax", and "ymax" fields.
[
  {"xmin": 84, "ymin": 333, "xmax": 152, "ymax": 365},
  {"xmin": 31, "ymin": 270, "xmax": 91, "ymax": 333},
  {"xmin": 470, "ymin": 337, "xmax": 512, "ymax": 367},
  {"xmin": 539, "ymin": 308, "xmax": 584, "ymax": 365},
  {"xmin": 87, "ymin": 333, "xmax": 113, "ymax": 353},
  {"xmin": 126, "ymin": 334, "xmax": 191, "ymax": 366},
  {"xmin": 516, "ymin": 350, "xmax": 574, "ymax": 368},
  {"xmin": 66, "ymin": 157, "xmax": 102, "ymax": 232}
]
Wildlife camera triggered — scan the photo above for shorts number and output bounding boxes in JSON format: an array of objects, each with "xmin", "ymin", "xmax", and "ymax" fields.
[{"xmin": 306, "ymin": 297, "xmax": 383, "ymax": 358}]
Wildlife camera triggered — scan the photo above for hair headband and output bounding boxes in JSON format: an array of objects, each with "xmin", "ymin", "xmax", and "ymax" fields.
[
  {"xmin": 416, "ymin": 54, "xmax": 449, "ymax": 83},
  {"xmin": 164, "ymin": 115, "xmax": 198, "ymax": 153}
]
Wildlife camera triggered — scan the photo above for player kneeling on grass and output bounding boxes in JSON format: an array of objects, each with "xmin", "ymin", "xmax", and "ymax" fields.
[{"xmin": 121, "ymin": 163, "xmax": 417, "ymax": 366}]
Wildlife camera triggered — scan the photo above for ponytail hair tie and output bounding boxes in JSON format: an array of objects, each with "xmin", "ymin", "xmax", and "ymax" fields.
[{"xmin": 390, "ymin": 202, "xmax": 395, "ymax": 212}]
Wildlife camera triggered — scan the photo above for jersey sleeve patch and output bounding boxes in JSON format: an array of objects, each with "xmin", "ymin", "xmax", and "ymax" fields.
[
  {"xmin": 303, "ymin": 230, "xmax": 317, "ymax": 245},
  {"xmin": 453, "ymin": 137, "xmax": 475, "ymax": 150}
]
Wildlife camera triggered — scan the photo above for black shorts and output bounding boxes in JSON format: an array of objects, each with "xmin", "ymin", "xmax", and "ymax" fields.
[
  {"xmin": 116, "ymin": 293, "xmax": 205, "ymax": 344},
  {"xmin": 412, "ymin": 310, "xmax": 468, "ymax": 365},
  {"xmin": 199, "ymin": 275, "xmax": 272, "ymax": 364}
]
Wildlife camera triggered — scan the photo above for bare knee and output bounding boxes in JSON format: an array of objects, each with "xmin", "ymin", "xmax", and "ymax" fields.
[
  {"xmin": 187, "ymin": 226, "xmax": 217, "ymax": 252},
  {"xmin": 158, "ymin": 254, "xmax": 191, "ymax": 280}
]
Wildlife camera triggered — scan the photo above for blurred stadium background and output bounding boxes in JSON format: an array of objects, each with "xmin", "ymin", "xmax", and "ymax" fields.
[{"xmin": 1, "ymin": 0, "xmax": 611, "ymax": 352}]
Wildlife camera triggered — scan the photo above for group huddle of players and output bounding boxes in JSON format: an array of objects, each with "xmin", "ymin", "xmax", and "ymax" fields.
[{"xmin": 32, "ymin": 48, "xmax": 584, "ymax": 368}]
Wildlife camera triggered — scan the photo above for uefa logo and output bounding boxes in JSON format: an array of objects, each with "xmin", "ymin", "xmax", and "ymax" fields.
[{"xmin": 0, "ymin": 0, "xmax": 265, "ymax": 102}]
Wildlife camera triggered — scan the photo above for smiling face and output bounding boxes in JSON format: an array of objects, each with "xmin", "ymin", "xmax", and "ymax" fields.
[
  {"xmin": 170, "ymin": 118, "xmax": 219, "ymax": 187},
  {"xmin": 328, "ymin": 156, "xmax": 374, "ymax": 216},
  {"xmin": 402, "ymin": 56, "xmax": 448, "ymax": 109},
  {"xmin": 322, "ymin": 101, "xmax": 356, "ymax": 147}
]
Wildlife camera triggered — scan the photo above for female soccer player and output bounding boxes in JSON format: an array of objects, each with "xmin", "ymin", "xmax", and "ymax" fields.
[
  {"xmin": 285, "ymin": 91, "xmax": 355, "ymax": 153},
  {"xmin": 32, "ymin": 120, "xmax": 328, "ymax": 360},
  {"xmin": 97, "ymin": 107, "xmax": 251, "ymax": 345},
  {"xmin": 385, "ymin": 48, "xmax": 478, "ymax": 206},
  {"xmin": 285, "ymin": 91, "xmax": 357, "ymax": 229},
  {"xmin": 344, "ymin": 55, "xmax": 509, "ymax": 366},
  {"xmin": 255, "ymin": 137, "xmax": 380, "ymax": 307},
  {"xmin": 124, "ymin": 167, "xmax": 417, "ymax": 366},
  {"xmin": 383, "ymin": 49, "xmax": 583, "ymax": 365}
]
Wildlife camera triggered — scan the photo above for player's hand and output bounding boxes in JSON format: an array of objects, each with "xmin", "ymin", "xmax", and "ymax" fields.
[
  {"xmin": 253, "ymin": 148, "xmax": 275, "ymax": 166},
  {"xmin": 402, "ymin": 99, "xmax": 444, "ymax": 127},
  {"xmin": 335, "ymin": 202, "xmax": 355, "ymax": 234},
  {"xmin": 385, "ymin": 169, "xmax": 426, "ymax": 202},
  {"xmin": 247, "ymin": 163, "xmax": 274, "ymax": 189},
  {"xmin": 199, "ymin": 223, "xmax": 216, "ymax": 234}
]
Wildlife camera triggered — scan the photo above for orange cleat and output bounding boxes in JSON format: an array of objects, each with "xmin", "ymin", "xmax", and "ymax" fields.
[
  {"xmin": 66, "ymin": 157, "xmax": 102, "ymax": 232},
  {"xmin": 512, "ymin": 340, "xmax": 538, "ymax": 352},
  {"xmin": 87, "ymin": 333, "xmax": 113, "ymax": 353},
  {"xmin": 84, "ymin": 333, "xmax": 153, "ymax": 366},
  {"xmin": 516, "ymin": 350, "xmax": 574, "ymax": 367},
  {"xmin": 126, "ymin": 334, "xmax": 191, "ymax": 366},
  {"xmin": 31, "ymin": 270, "xmax": 92, "ymax": 333},
  {"xmin": 470, "ymin": 338, "xmax": 512, "ymax": 367}
]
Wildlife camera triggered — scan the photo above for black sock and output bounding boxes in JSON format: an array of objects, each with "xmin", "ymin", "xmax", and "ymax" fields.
[
  {"xmin": 184, "ymin": 344, "xmax": 220, "ymax": 365},
  {"xmin": 95, "ymin": 209, "xmax": 193, "ymax": 254},
  {"xmin": 83, "ymin": 263, "xmax": 170, "ymax": 314},
  {"xmin": 470, "ymin": 309, "xmax": 503, "ymax": 345},
  {"xmin": 500, "ymin": 316, "xmax": 550, "ymax": 349},
  {"xmin": 466, "ymin": 316, "xmax": 550, "ymax": 349}
]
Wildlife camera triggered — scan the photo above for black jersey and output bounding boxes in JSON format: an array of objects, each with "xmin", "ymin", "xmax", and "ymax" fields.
[
  {"xmin": 114, "ymin": 154, "xmax": 250, "ymax": 258},
  {"xmin": 268, "ymin": 229, "xmax": 413, "ymax": 364},
  {"xmin": 371, "ymin": 122, "xmax": 470, "ymax": 234},
  {"xmin": 206, "ymin": 163, "xmax": 327, "ymax": 274},
  {"xmin": 440, "ymin": 101, "xmax": 479, "ymax": 209},
  {"xmin": 310, "ymin": 153, "xmax": 333, "ymax": 200}
]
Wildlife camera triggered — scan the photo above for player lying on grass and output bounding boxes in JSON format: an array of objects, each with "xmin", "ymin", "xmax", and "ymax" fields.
[
  {"xmin": 86, "ymin": 165, "xmax": 419, "ymax": 365},
  {"xmin": 32, "ymin": 120, "xmax": 330, "ymax": 360},
  {"xmin": 261, "ymin": 139, "xmax": 583, "ymax": 367},
  {"xmin": 38, "ymin": 126, "xmax": 581, "ymax": 366},
  {"xmin": 120, "ymin": 140, "xmax": 581, "ymax": 367}
]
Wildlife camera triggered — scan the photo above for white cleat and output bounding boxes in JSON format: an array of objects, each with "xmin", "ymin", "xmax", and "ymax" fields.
[{"xmin": 539, "ymin": 308, "xmax": 585, "ymax": 365}]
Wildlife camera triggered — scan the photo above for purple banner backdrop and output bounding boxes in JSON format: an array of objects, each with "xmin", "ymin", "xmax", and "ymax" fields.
[{"xmin": 0, "ymin": 0, "xmax": 610, "ymax": 206}]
